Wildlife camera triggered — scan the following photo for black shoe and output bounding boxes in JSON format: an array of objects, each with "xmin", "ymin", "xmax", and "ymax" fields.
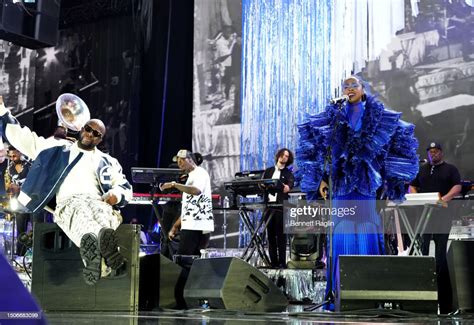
[
  {"xmin": 80, "ymin": 233, "xmax": 101, "ymax": 286},
  {"xmin": 104, "ymin": 261, "xmax": 128, "ymax": 280},
  {"xmin": 98, "ymin": 228, "xmax": 124, "ymax": 270}
]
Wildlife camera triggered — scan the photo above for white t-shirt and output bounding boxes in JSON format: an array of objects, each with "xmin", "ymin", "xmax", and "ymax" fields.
[
  {"xmin": 267, "ymin": 166, "xmax": 281, "ymax": 202},
  {"xmin": 180, "ymin": 166, "xmax": 214, "ymax": 232},
  {"xmin": 56, "ymin": 143, "xmax": 102, "ymax": 203}
]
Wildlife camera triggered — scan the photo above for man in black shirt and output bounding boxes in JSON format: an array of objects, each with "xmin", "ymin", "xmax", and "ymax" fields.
[
  {"xmin": 262, "ymin": 148, "xmax": 295, "ymax": 268},
  {"xmin": 409, "ymin": 142, "xmax": 461, "ymax": 314}
]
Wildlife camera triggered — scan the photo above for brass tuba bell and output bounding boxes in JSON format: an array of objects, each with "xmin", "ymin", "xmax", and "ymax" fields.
[{"xmin": 55, "ymin": 93, "xmax": 90, "ymax": 132}]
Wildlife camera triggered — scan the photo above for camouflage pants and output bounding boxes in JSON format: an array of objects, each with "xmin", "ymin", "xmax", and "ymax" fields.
[{"xmin": 54, "ymin": 195, "xmax": 121, "ymax": 247}]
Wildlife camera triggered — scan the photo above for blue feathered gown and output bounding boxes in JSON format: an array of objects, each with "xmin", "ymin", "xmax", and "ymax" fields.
[{"xmin": 296, "ymin": 96, "xmax": 419, "ymax": 308}]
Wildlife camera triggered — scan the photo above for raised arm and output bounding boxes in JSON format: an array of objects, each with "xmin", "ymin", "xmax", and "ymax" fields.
[{"xmin": 0, "ymin": 96, "xmax": 66, "ymax": 160}]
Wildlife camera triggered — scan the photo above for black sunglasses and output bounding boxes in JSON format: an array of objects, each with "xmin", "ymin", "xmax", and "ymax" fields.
[{"xmin": 83, "ymin": 124, "xmax": 102, "ymax": 138}]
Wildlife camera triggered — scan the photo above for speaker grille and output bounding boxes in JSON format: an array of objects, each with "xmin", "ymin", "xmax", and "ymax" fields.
[{"xmin": 337, "ymin": 255, "xmax": 438, "ymax": 313}]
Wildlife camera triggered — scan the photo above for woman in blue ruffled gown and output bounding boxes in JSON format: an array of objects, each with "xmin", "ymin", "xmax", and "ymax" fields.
[{"xmin": 296, "ymin": 76, "xmax": 419, "ymax": 308}]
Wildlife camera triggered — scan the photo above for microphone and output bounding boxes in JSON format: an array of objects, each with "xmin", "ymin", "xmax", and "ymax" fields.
[
  {"xmin": 419, "ymin": 159, "xmax": 428, "ymax": 164},
  {"xmin": 330, "ymin": 95, "xmax": 350, "ymax": 104}
]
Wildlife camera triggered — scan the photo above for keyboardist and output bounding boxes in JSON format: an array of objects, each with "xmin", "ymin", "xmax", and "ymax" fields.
[
  {"xmin": 160, "ymin": 150, "xmax": 214, "ymax": 258},
  {"xmin": 262, "ymin": 148, "xmax": 295, "ymax": 268},
  {"xmin": 409, "ymin": 141, "xmax": 461, "ymax": 314},
  {"xmin": 159, "ymin": 163, "xmax": 185, "ymax": 259}
]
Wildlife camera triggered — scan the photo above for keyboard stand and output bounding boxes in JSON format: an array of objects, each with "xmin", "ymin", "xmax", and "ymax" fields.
[
  {"xmin": 385, "ymin": 203, "xmax": 441, "ymax": 256},
  {"xmin": 404, "ymin": 204, "xmax": 440, "ymax": 256},
  {"xmin": 239, "ymin": 206, "xmax": 272, "ymax": 267}
]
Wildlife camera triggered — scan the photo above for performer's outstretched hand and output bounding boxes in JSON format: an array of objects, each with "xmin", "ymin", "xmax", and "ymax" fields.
[{"xmin": 102, "ymin": 192, "xmax": 118, "ymax": 205}]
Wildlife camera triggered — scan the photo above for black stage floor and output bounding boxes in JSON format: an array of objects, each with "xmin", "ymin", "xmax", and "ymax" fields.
[{"xmin": 43, "ymin": 308, "xmax": 474, "ymax": 324}]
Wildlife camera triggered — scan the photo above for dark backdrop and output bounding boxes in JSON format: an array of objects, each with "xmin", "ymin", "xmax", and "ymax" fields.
[
  {"xmin": 136, "ymin": 0, "xmax": 193, "ymax": 172},
  {"xmin": 32, "ymin": 0, "xmax": 194, "ymax": 184},
  {"xmin": 29, "ymin": 0, "xmax": 195, "ymax": 227}
]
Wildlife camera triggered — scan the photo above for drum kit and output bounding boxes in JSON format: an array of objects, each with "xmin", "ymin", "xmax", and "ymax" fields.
[{"xmin": 0, "ymin": 93, "xmax": 90, "ymax": 260}]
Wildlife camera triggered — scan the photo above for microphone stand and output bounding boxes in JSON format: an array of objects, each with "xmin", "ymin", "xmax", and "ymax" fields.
[
  {"xmin": 150, "ymin": 177, "xmax": 162, "ymax": 233},
  {"xmin": 9, "ymin": 212, "xmax": 16, "ymax": 263},
  {"xmin": 306, "ymin": 99, "xmax": 346, "ymax": 311}
]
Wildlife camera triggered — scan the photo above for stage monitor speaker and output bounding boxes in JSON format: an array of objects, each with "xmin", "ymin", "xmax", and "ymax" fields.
[
  {"xmin": 448, "ymin": 240, "xmax": 474, "ymax": 312},
  {"xmin": 337, "ymin": 255, "xmax": 438, "ymax": 313},
  {"xmin": 0, "ymin": 0, "xmax": 59, "ymax": 49},
  {"xmin": 31, "ymin": 223, "xmax": 141, "ymax": 312},
  {"xmin": 183, "ymin": 257, "xmax": 288, "ymax": 312},
  {"xmin": 139, "ymin": 254, "xmax": 187, "ymax": 310}
]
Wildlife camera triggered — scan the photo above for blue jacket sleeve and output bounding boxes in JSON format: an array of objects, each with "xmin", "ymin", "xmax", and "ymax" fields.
[
  {"xmin": 384, "ymin": 119, "xmax": 419, "ymax": 201},
  {"xmin": 296, "ymin": 111, "xmax": 331, "ymax": 200}
]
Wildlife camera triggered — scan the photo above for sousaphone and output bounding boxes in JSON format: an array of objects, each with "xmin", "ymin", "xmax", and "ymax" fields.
[{"xmin": 55, "ymin": 93, "xmax": 90, "ymax": 131}]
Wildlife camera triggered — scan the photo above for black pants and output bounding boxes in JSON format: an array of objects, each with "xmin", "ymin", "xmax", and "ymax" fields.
[
  {"xmin": 160, "ymin": 234, "xmax": 179, "ymax": 260},
  {"xmin": 159, "ymin": 202, "xmax": 181, "ymax": 259},
  {"xmin": 422, "ymin": 233, "xmax": 452, "ymax": 314},
  {"xmin": 177, "ymin": 229, "xmax": 210, "ymax": 256},
  {"xmin": 264, "ymin": 208, "xmax": 287, "ymax": 268}
]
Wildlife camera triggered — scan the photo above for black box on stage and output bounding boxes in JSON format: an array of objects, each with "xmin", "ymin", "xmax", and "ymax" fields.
[
  {"xmin": 31, "ymin": 223, "xmax": 186, "ymax": 311},
  {"xmin": 0, "ymin": 0, "xmax": 59, "ymax": 49},
  {"xmin": 183, "ymin": 257, "xmax": 288, "ymax": 312},
  {"xmin": 31, "ymin": 223, "xmax": 142, "ymax": 312},
  {"xmin": 337, "ymin": 255, "xmax": 438, "ymax": 313},
  {"xmin": 448, "ymin": 240, "xmax": 474, "ymax": 312},
  {"xmin": 139, "ymin": 254, "xmax": 187, "ymax": 309}
]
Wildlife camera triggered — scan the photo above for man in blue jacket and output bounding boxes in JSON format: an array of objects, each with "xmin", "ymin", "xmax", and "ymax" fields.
[{"xmin": 0, "ymin": 97, "xmax": 133, "ymax": 285}]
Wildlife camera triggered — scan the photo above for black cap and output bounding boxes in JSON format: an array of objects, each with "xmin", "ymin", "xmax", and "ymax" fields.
[{"xmin": 426, "ymin": 142, "xmax": 442, "ymax": 151}]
